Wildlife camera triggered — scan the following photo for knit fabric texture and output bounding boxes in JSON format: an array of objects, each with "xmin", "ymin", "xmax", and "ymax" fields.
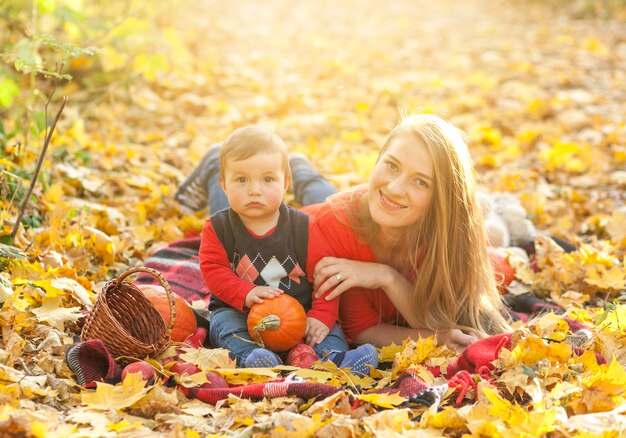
[{"xmin": 65, "ymin": 339, "xmax": 122, "ymax": 388}]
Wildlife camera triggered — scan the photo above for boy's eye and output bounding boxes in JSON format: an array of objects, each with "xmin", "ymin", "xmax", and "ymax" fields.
[
  {"xmin": 264, "ymin": 176, "xmax": 274, "ymax": 183},
  {"xmin": 236, "ymin": 177, "xmax": 247, "ymax": 183}
]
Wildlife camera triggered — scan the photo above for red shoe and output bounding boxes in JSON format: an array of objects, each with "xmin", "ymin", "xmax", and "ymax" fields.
[{"xmin": 286, "ymin": 343, "xmax": 318, "ymax": 368}]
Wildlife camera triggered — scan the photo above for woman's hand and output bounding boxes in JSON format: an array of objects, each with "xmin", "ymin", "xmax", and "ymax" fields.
[
  {"xmin": 437, "ymin": 329, "xmax": 479, "ymax": 352},
  {"xmin": 313, "ymin": 257, "xmax": 395, "ymax": 300}
]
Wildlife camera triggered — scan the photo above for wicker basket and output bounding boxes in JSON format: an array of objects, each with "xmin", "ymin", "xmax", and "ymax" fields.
[{"xmin": 80, "ymin": 266, "xmax": 175, "ymax": 365}]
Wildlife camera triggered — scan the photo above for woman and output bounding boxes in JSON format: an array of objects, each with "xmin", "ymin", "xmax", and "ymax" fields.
[
  {"xmin": 305, "ymin": 114, "xmax": 511, "ymax": 351},
  {"xmin": 176, "ymin": 114, "xmax": 511, "ymax": 351}
]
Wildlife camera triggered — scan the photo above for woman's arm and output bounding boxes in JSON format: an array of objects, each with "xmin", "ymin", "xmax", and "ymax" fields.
[
  {"xmin": 355, "ymin": 323, "xmax": 477, "ymax": 351},
  {"xmin": 313, "ymin": 257, "xmax": 421, "ymax": 328}
]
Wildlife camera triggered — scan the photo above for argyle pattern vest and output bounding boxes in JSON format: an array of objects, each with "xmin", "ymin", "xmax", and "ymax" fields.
[{"xmin": 208, "ymin": 203, "xmax": 312, "ymax": 312}]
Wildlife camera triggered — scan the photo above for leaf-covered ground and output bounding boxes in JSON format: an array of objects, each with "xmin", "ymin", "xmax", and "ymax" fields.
[{"xmin": 1, "ymin": 0, "xmax": 626, "ymax": 436}]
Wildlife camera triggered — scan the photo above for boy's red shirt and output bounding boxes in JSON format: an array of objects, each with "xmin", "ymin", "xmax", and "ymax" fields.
[{"xmin": 199, "ymin": 216, "xmax": 339, "ymax": 329}]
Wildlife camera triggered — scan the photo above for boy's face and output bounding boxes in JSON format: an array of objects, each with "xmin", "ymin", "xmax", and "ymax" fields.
[{"xmin": 220, "ymin": 152, "xmax": 288, "ymax": 231}]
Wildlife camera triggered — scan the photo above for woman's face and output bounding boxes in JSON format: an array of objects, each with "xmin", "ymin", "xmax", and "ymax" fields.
[{"xmin": 368, "ymin": 132, "xmax": 434, "ymax": 235}]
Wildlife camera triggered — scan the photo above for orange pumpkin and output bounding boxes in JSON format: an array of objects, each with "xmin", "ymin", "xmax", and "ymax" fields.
[
  {"xmin": 247, "ymin": 294, "xmax": 306, "ymax": 352},
  {"xmin": 137, "ymin": 284, "xmax": 197, "ymax": 342},
  {"xmin": 488, "ymin": 247, "xmax": 516, "ymax": 293}
]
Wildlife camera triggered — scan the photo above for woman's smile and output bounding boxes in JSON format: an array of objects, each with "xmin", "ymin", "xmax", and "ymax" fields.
[{"xmin": 379, "ymin": 190, "xmax": 406, "ymax": 210}]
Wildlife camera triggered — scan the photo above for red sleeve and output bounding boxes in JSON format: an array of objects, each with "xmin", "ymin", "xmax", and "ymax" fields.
[
  {"xmin": 304, "ymin": 194, "xmax": 386, "ymax": 336},
  {"xmin": 199, "ymin": 219, "xmax": 254, "ymax": 311},
  {"xmin": 340, "ymin": 288, "xmax": 401, "ymax": 343},
  {"xmin": 305, "ymin": 220, "xmax": 339, "ymax": 329}
]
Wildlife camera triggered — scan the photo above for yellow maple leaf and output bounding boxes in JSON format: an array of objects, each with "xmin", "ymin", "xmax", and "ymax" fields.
[
  {"xmin": 378, "ymin": 341, "xmax": 406, "ymax": 363},
  {"xmin": 585, "ymin": 358, "xmax": 626, "ymax": 396},
  {"xmin": 585, "ymin": 266, "xmax": 626, "ymax": 290},
  {"xmin": 574, "ymin": 359, "xmax": 626, "ymax": 413},
  {"xmin": 178, "ymin": 346, "xmax": 237, "ymax": 370},
  {"xmin": 482, "ymin": 386, "xmax": 559, "ymax": 435},
  {"xmin": 215, "ymin": 368, "xmax": 278, "ymax": 386},
  {"xmin": 13, "ymin": 279, "xmax": 65, "ymax": 298},
  {"xmin": 81, "ymin": 372, "xmax": 150, "ymax": 410},
  {"xmin": 108, "ymin": 420, "xmax": 143, "ymax": 432},
  {"xmin": 393, "ymin": 336, "xmax": 455, "ymax": 374},
  {"xmin": 363, "ymin": 409, "xmax": 415, "ymax": 433},
  {"xmin": 528, "ymin": 312, "xmax": 570, "ymax": 342},
  {"xmin": 600, "ymin": 304, "xmax": 626, "ymax": 332},
  {"xmin": 511, "ymin": 335, "xmax": 571, "ymax": 366},
  {"xmin": 31, "ymin": 296, "xmax": 82, "ymax": 331},
  {"xmin": 422, "ymin": 406, "xmax": 466, "ymax": 430},
  {"xmin": 354, "ymin": 392, "xmax": 406, "ymax": 409}
]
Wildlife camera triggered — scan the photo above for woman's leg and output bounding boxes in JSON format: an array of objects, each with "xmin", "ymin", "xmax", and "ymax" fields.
[
  {"xmin": 289, "ymin": 154, "xmax": 338, "ymax": 206},
  {"xmin": 176, "ymin": 147, "xmax": 336, "ymax": 211},
  {"xmin": 208, "ymin": 307, "xmax": 280, "ymax": 366},
  {"xmin": 175, "ymin": 143, "xmax": 229, "ymax": 213}
]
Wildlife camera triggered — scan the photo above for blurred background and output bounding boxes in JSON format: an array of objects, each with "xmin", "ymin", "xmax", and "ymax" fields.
[{"xmin": 1, "ymin": 0, "xmax": 625, "ymax": 277}]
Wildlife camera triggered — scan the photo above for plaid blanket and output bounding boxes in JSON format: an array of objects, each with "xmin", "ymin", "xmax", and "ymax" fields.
[
  {"xmin": 135, "ymin": 237, "xmax": 210, "ymax": 306},
  {"xmin": 134, "ymin": 237, "xmax": 586, "ymax": 331}
]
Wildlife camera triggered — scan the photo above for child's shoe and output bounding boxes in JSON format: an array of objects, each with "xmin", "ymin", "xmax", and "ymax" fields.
[
  {"xmin": 286, "ymin": 343, "xmax": 318, "ymax": 368},
  {"xmin": 174, "ymin": 144, "xmax": 221, "ymax": 212},
  {"xmin": 243, "ymin": 348, "xmax": 281, "ymax": 368},
  {"xmin": 328, "ymin": 344, "xmax": 378, "ymax": 376}
]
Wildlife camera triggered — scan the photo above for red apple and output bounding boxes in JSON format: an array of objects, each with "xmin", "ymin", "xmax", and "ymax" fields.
[
  {"xmin": 183, "ymin": 327, "xmax": 208, "ymax": 348},
  {"xmin": 201, "ymin": 371, "xmax": 229, "ymax": 389},
  {"xmin": 170, "ymin": 362, "xmax": 201, "ymax": 376},
  {"xmin": 488, "ymin": 247, "xmax": 516, "ymax": 292},
  {"xmin": 162, "ymin": 356, "xmax": 177, "ymax": 366},
  {"xmin": 121, "ymin": 361, "xmax": 156, "ymax": 381}
]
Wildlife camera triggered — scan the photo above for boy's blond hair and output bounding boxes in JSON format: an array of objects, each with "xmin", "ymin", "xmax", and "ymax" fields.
[{"xmin": 219, "ymin": 126, "xmax": 291, "ymax": 184}]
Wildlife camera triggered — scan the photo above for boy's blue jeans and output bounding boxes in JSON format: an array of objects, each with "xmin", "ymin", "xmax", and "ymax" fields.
[
  {"xmin": 203, "ymin": 143, "xmax": 338, "ymax": 213},
  {"xmin": 209, "ymin": 307, "xmax": 348, "ymax": 365}
]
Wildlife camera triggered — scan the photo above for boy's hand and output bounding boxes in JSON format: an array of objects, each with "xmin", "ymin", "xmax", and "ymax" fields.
[
  {"xmin": 305, "ymin": 317, "xmax": 330, "ymax": 346},
  {"xmin": 244, "ymin": 286, "xmax": 283, "ymax": 310}
]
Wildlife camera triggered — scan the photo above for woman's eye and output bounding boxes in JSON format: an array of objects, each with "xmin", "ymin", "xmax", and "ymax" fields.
[
  {"xmin": 385, "ymin": 161, "xmax": 398, "ymax": 171},
  {"xmin": 415, "ymin": 178, "xmax": 429, "ymax": 188}
]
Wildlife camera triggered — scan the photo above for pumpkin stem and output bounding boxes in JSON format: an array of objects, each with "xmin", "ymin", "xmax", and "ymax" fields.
[{"xmin": 252, "ymin": 314, "xmax": 281, "ymax": 349}]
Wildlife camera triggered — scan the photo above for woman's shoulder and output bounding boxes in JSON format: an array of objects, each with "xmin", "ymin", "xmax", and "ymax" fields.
[
  {"xmin": 302, "ymin": 188, "xmax": 364, "ymax": 229},
  {"xmin": 303, "ymin": 187, "xmax": 376, "ymax": 260}
]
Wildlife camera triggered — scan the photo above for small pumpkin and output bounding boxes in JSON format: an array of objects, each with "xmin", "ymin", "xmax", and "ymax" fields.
[
  {"xmin": 488, "ymin": 247, "xmax": 516, "ymax": 293},
  {"xmin": 137, "ymin": 284, "xmax": 197, "ymax": 342},
  {"xmin": 247, "ymin": 294, "xmax": 306, "ymax": 352}
]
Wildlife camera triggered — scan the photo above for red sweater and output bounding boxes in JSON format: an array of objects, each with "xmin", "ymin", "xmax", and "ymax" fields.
[
  {"xmin": 199, "ymin": 216, "xmax": 338, "ymax": 329},
  {"xmin": 302, "ymin": 190, "xmax": 407, "ymax": 343},
  {"xmin": 304, "ymin": 190, "xmax": 511, "ymax": 343}
]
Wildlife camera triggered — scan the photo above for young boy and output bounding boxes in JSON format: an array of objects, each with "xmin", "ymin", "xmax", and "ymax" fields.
[{"xmin": 198, "ymin": 126, "xmax": 378, "ymax": 374}]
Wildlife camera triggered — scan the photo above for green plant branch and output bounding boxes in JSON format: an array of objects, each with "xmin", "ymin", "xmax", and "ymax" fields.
[{"xmin": 11, "ymin": 95, "xmax": 67, "ymax": 241}]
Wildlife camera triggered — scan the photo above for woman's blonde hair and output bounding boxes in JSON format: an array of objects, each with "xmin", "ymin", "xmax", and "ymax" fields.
[
  {"xmin": 219, "ymin": 126, "xmax": 291, "ymax": 184},
  {"xmin": 335, "ymin": 114, "xmax": 511, "ymax": 337}
]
